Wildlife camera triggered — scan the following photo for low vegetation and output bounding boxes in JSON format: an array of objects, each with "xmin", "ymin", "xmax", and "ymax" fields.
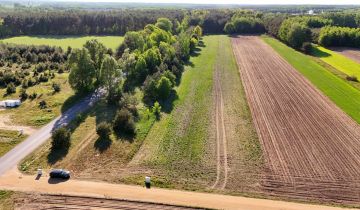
[
  {"xmin": 0, "ymin": 191, "xmax": 15, "ymax": 209},
  {"xmin": 1, "ymin": 36, "xmax": 124, "ymax": 51},
  {"xmin": 263, "ymin": 36, "xmax": 360, "ymax": 124},
  {"xmin": 0, "ymin": 129, "xmax": 27, "ymax": 157},
  {"xmin": 312, "ymin": 46, "xmax": 360, "ymax": 79}
]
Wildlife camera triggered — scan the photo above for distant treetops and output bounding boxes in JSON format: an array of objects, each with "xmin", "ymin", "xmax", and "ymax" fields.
[{"xmin": 223, "ymin": 10, "xmax": 360, "ymax": 51}]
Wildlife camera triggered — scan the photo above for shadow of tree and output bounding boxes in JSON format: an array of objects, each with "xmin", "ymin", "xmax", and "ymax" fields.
[
  {"xmin": 312, "ymin": 46, "xmax": 331, "ymax": 58},
  {"xmin": 47, "ymin": 146, "xmax": 70, "ymax": 165},
  {"xmin": 94, "ymin": 136, "xmax": 112, "ymax": 153},
  {"xmin": 160, "ymin": 89, "xmax": 179, "ymax": 114}
]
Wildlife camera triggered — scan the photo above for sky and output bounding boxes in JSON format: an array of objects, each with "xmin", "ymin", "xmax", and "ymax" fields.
[{"xmin": 64, "ymin": 0, "xmax": 360, "ymax": 5}]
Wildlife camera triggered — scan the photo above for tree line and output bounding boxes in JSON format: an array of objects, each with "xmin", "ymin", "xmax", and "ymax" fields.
[
  {"xmin": 0, "ymin": 8, "xmax": 230, "ymax": 37},
  {"xmin": 319, "ymin": 26, "xmax": 360, "ymax": 48},
  {"xmin": 224, "ymin": 10, "xmax": 265, "ymax": 34},
  {"xmin": 53, "ymin": 16, "xmax": 203, "ymax": 150}
]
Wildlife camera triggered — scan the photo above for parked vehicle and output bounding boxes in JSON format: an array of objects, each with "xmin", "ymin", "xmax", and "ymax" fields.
[{"xmin": 49, "ymin": 169, "xmax": 70, "ymax": 179}]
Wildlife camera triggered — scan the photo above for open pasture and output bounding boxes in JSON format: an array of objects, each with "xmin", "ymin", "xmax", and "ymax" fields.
[
  {"xmin": 232, "ymin": 35, "xmax": 360, "ymax": 205},
  {"xmin": 1, "ymin": 36, "xmax": 123, "ymax": 50}
]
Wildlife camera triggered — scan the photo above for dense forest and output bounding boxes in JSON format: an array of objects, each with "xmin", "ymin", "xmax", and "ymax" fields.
[{"xmin": 0, "ymin": 8, "xmax": 230, "ymax": 37}]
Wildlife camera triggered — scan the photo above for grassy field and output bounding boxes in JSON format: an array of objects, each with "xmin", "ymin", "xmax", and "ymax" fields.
[
  {"xmin": 1, "ymin": 36, "xmax": 123, "ymax": 50},
  {"xmin": 0, "ymin": 73, "xmax": 75, "ymax": 127},
  {"xmin": 0, "ymin": 129, "xmax": 27, "ymax": 157},
  {"xmin": 312, "ymin": 46, "xmax": 360, "ymax": 79},
  {"xmin": 128, "ymin": 35, "xmax": 262, "ymax": 192},
  {"xmin": 0, "ymin": 191, "xmax": 15, "ymax": 209},
  {"xmin": 262, "ymin": 36, "xmax": 360, "ymax": 124}
]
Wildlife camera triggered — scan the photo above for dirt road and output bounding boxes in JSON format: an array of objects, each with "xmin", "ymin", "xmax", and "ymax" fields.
[
  {"xmin": 0, "ymin": 89, "xmax": 104, "ymax": 176},
  {"xmin": 232, "ymin": 36, "xmax": 360, "ymax": 204},
  {"xmin": 0, "ymin": 168, "xmax": 353, "ymax": 210}
]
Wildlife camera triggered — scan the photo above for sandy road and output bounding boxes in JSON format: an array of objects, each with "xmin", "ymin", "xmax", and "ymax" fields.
[
  {"xmin": 0, "ymin": 168, "xmax": 353, "ymax": 210},
  {"xmin": 211, "ymin": 41, "xmax": 229, "ymax": 190},
  {"xmin": 231, "ymin": 36, "xmax": 360, "ymax": 204}
]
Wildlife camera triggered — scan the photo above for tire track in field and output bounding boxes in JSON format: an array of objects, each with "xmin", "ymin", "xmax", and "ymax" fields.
[{"xmin": 211, "ymin": 43, "xmax": 228, "ymax": 190}]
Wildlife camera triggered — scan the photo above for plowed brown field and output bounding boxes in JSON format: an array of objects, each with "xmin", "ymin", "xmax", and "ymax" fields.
[
  {"xmin": 331, "ymin": 47, "xmax": 360, "ymax": 63},
  {"xmin": 232, "ymin": 36, "xmax": 360, "ymax": 205}
]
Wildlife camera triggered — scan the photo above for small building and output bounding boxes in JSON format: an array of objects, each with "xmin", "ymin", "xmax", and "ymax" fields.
[
  {"xmin": 308, "ymin": 10, "xmax": 315, "ymax": 15},
  {"xmin": 0, "ymin": 99, "xmax": 21, "ymax": 108}
]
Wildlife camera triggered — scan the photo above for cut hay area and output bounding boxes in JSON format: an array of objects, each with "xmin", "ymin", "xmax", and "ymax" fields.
[
  {"xmin": 1, "ymin": 36, "xmax": 123, "ymax": 50},
  {"xmin": 233, "ymin": 35, "xmax": 360, "ymax": 205},
  {"xmin": 312, "ymin": 45, "xmax": 360, "ymax": 79},
  {"xmin": 262, "ymin": 36, "xmax": 360, "ymax": 124}
]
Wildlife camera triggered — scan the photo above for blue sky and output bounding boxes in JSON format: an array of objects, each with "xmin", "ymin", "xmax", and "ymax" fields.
[{"xmin": 64, "ymin": 0, "xmax": 360, "ymax": 5}]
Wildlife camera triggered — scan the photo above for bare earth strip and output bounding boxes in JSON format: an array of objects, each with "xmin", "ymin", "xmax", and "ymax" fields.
[
  {"xmin": 211, "ymin": 58, "xmax": 228, "ymax": 190},
  {"xmin": 232, "ymin": 36, "xmax": 360, "ymax": 204},
  {"xmin": 15, "ymin": 194, "xmax": 200, "ymax": 210},
  {"xmin": 331, "ymin": 47, "xmax": 360, "ymax": 64}
]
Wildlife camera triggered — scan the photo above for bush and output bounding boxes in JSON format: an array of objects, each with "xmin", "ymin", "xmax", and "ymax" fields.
[
  {"xmin": 51, "ymin": 127, "xmax": 71, "ymax": 150},
  {"xmin": 113, "ymin": 108, "xmax": 136, "ymax": 135},
  {"xmin": 346, "ymin": 75, "xmax": 359, "ymax": 82},
  {"xmin": 39, "ymin": 100, "xmax": 47, "ymax": 109},
  {"xmin": 152, "ymin": 101, "xmax": 161, "ymax": 120},
  {"xmin": 52, "ymin": 82, "xmax": 61, "ymax": 93},
  {"xmin": 6, "ymin": 83, "xmax": 16, "ymax": 95},
  {"xmin": 21, "ymin": 79, "xmax": 29, "ymax": 88},
  {"xmin": 19, "ymin": 88, "xmax": 28, "ymax": 101},
  {"xmin": 96, "ymin": 122, "xmax": 112, "ymax": 139},
  {"xmin": 29, "ymin": 92, "xmax": 37, "ymax": 100},
  {"xmin": 301, "ymin": 42, "xmax": 313, "ymax": 54}
]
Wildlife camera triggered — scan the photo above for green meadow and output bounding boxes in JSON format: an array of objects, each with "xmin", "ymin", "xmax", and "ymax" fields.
[
  {"xmin": 262, "ymin": 36, "xmax": 360, "ymax": 124},
  {"xmin": 1, "ymin": 36, "xmax": 123, "ymax": 50},
  {"xmin": 312, "ymin": 46, "xmax": 360, "ymax": 79}
]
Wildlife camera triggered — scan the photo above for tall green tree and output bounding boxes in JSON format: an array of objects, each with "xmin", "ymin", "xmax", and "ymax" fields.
[
  {"xmin": 68, "ymin": 48, "xmax": 95, "ymax": 92},
  {"xmin": 84, "ymin": 39, "xmax": 107, "ymax": 84},
  {"xmin": 100, "ymin": 55, "xmax": 123, "ymax": 102},
  {"xmin": 155, "ymin": 17, "xmax": 173, "ymax": 32}
]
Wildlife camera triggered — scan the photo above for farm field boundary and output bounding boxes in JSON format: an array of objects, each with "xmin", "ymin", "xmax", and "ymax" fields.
[
  {"xmin": 262, "ymin": 36, "xmax": 360, "ymax": 124},
  {"xmin": 232, "ymin": 35, "xmax": 360, "ymax": 205}
]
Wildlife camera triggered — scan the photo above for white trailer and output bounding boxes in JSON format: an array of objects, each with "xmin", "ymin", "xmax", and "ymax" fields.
[{"xmin": 0, "ymin": 99, "xmax": 21, "ymax": 108}]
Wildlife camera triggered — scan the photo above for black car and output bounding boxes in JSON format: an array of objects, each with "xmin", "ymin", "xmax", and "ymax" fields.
[{"xmin": 49, "ymin": 169, "xmax": 70, "ymax": 179}]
